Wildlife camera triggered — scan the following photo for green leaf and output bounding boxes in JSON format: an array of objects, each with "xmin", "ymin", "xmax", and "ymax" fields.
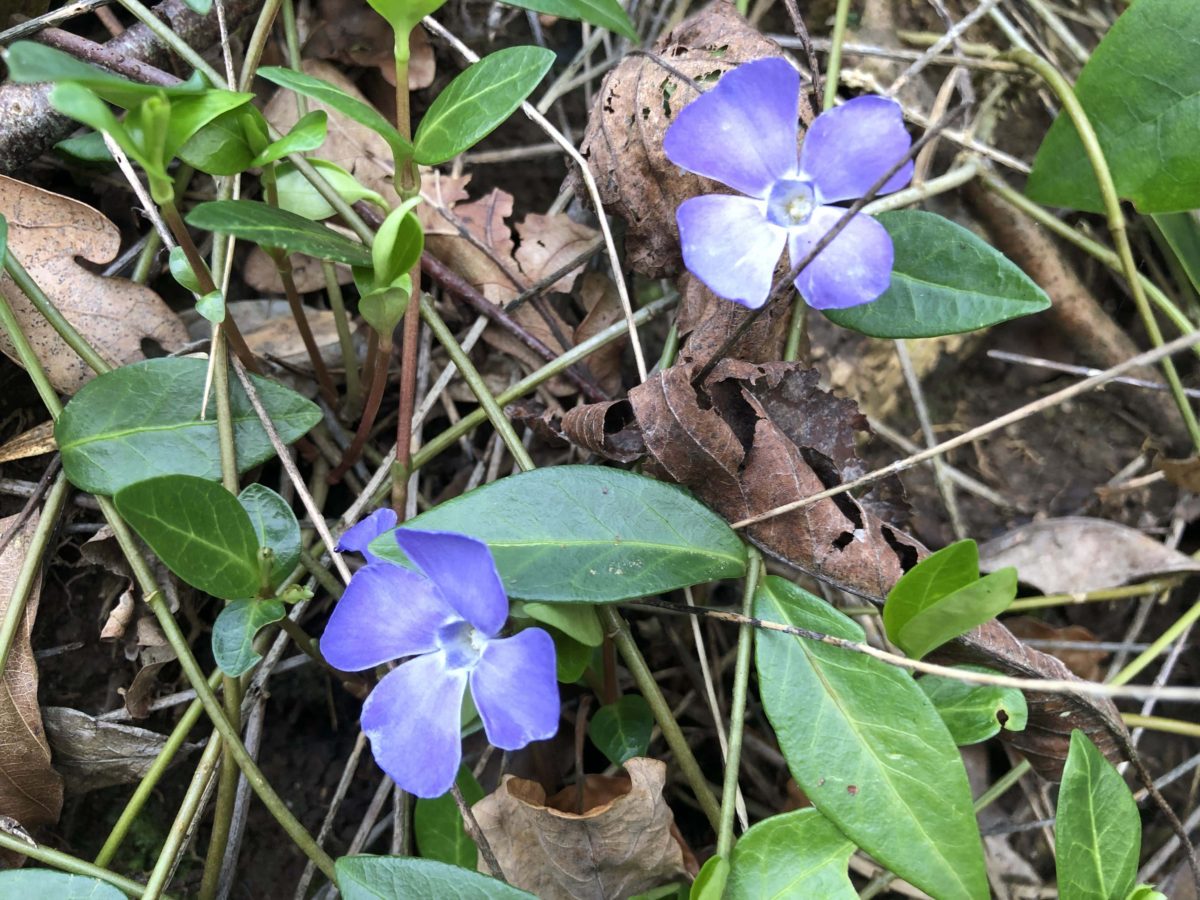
[
  {"xmin": 1126, "ymin": 887, "xmax": 1168, "ymax": 900},
  {"xmin": 179, "ymin": 106, "xmax": 257, "ymax": 175},
  {"xmin": 755, "ymin": 575, "xmax": 988, "ymax": 900},
  {"xmin": 550, "ymin": 627, "xmax": 592, "ymax": 682},
  {"xmin": 1026, "ymin": 0, "xmax": 1200, "ymax": 213},
  {"xmin": 1056, "ymin": 730, "xmax": 1141, "ymax": 900},
  {"xmin": 588, "ymin": 695, "xmax": 653, "ymax": 766},
  {"xmin": 884, "ymin": 540, "xmax": 1017, "ymax": 660},
  {"xmin": 522, "ymin": 601, "xmax": 603, "ymax": 646},
  {"xmin": 160, "ymin": 90, "xmax": 256, "ymax": 162},
  {"xmin": 1152, "ymin": 211, "xmax": 1200, "ymax": 296},
  {"xmin": 186, "ymin": 200, "xmax": 372, "ymax": 266},
  {"xmin": 252, "ymin": 109, "xmax": 328, "ymax": 166},
  {"xmin": 919, "ymin": 668, "xmax": 1029, "ymax": 745},
  {"xmin": 372, "ymin": 198, "xmax": 424, "ymax": 284},
  {"xmin": 48, "ymin": 83, "xmax": 154, "ymax": 177},
  {"xmin": 413, "ymin": 46, "xmax": 555, "ymax": 165},
  {"xmin": 196, "ymin": 290, "xmax": 226, "ymax": 324},
  {"xmin": 336, "ymin": 855, "xmax": 536, "ymax": 899},
  {"xmin": 238, "ymin": 484, "xmax": 301, "ymax": 589},
  {"xmin": 824, "ymin": 211, "xmax": 1051, "ymax": 338},
  {"xmin": 56, "ymin": 357, "xmax": 321, "ymax": 496},
  {"xmin": 114, "ymin": 474, "xmax": 262, "ymax": 600},
  {"xmin": 724, "ymin": 808, "xmax": 856, "ymax": 900},
  {"xmin": 503, "ymin": 0, "xmax": 637, "ymax": 40},
  {"xmin": 6, "ymin": 41, "xmax": 207, "ymax": 107},
  {"xmin": 169, "ymin": 245, "xmax": 204, "ymax": 292},
  {"xmin": 55, "ymin": 131, "xmax": 116, "ymax": 164},
  {"xmin": 414, "ymin": 767, "xmax": 484, "ymax": 867},
  {"xmin": 212, "ymin": 598, "xmax": 287, "ymax": 676},
  {"xmin": 257, "ymin": 66, "xmax": 413, "ymax": 164},
  {"xmin": 367, "ymin": 0, "xmax": 444, "ymax": 37},
  {"xmin": 359, "ymin": 280, "xmax": 411, "ymax": 337},
  {"xmin": 0, "ymin": 869, "xmax": 127, "ymax": 899},
  {"xmin": 274, "ymin": 159, "xmax": 386, "ymax": 221},
  {"xmin": 182, "ymin": 0, "xmax": 213, "ymax": 13},
  {"xmin": 368, "ymin": 466, "xmax": 747, "ymax": 602},
  {"xmin": 689, "ymin": 856, "xmax": 729, "ymax": 900}
]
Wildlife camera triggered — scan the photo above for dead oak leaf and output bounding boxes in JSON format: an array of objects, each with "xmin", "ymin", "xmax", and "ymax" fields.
[
  {"xmin": 0, "ymin": 175, "xmax": 188, "ymax": 394},
  {"xmin": 472, "ymin": 758, "xmax": 687, "ymax": 899},
  {"xmin": 515, "ymin": 213, "xmax": 597, "ymax": 294}
]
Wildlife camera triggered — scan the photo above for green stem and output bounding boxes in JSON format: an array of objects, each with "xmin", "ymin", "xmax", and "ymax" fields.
[
  {"xmin": 420, "ymin": 297, "xmax": 535, "ymax": 472},
  {"xmin": 94, "ymin": 671, "xmax": 222, "ymax": 867},
  {"xmin": 198, "ymin": 676, "xmax": 241, "ymax": 900},
  {"xmin": 323, "ymin": 261, "xmax": 362, "ymax": 411},
  {"xmin": 716, "ymin": 548, "xmax": 761, "ymax": 858},
  {"xmin": 114, "ymin": 0, "xmax": 225, "ymax": 85},
  {"xmin": 823, "ymin": 0, "xmax": 852, "ymax": 109},
  {"xmin": 1122, "ymin": 713, "xmax": 1200, "ymax": 739},
  {"xmin": 0, "ymin": 832, "xmax": 160, "ymax": 899},
  {"xmin": 5, "ymin": 251, "xmax": 111, "ymax": 374},
  {"xmin": 783, "ymin": 292, "xmax": 807, "ymax": 363},
  {"xmin": 236, "ymin": 0, "xmax": 282, "ymax": 91},
  {"xmin": 0, "ymin": 472, "xmax": 69, "ymax": 676},
  {"xmin": 973, "ymin": 759, "xmax": 1029, "ymax": 811},
  {"xmin": 1007, "ymin": 49, "xmax": 1200, "ymax": 451},
  {"xmin": 1109, "ymin": 596, "xmax": 1200, "ymax": 687},
  {"xmin": 143, "ymin": 731, "xmax": 223, "ymax": 900},
  {"xmin": 0, "ymin": 262, "xmax": 64, "ymax": 417},
  {"xmin": 598, "ymin": 605, "xmax": 723, "ymax": 832}
]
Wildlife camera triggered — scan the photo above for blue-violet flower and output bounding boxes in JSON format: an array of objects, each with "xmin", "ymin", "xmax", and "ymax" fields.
[
  {"xmin": 324, "ymin": 517, "xmax": 560, "ymax": 798},
  {"xmin": 663, "ymin": 57, "xmax": 914, "ymax": 310}
]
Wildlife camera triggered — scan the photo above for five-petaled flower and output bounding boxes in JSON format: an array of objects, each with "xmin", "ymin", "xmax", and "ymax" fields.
[
  {"xmin": 324, "ymin": 511, "xmax": 560, "ymax": 798},
  {"xmin": 663, "ymin": 57, "xmax": 913, "ymax": 311}
]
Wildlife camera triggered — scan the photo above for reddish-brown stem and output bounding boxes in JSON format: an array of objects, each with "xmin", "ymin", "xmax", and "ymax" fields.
[
  {"xmin": 329, "ymin": 331, "xmax": 388, "ymax": 483},
  {"xmin": 269, "ymin": 249, "xmax": 339, "ymax": 407}
]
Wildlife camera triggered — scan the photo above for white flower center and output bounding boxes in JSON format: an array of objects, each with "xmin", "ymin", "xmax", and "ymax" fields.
[
  {"xmin": 438, "ymin": 620, "xmax": 486, "ymax": 669},
  {"xmin": 766, "ymin": 178, "xmax": 817, "ymax": 228}
]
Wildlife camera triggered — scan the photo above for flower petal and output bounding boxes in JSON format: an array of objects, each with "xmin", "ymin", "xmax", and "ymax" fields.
[
  {"xmin": 677, "ymin": 195, "xmax": 787, "ymax": 309},
  {"xmin": 362, "ymin": 652, "xmax": 468, "ymax": 798},
  {"xmin": 320, "ymin": 564, "xmax": 458, "ymax": 671},
  {"xmin": 336, "ymin": 508, "xmax": 397, "ymax": 565},
  {"xmin": 471, "ymin": 629, "xmax": 559, "ymax": 751},
  {"xmin": 663, "ymin": 57, "xmax": 800, "ymax": 199},
  {"xmin": 798, "ymin": 96, "xmax": 913, "ymax": 203},
  {"xmin": 393, "ymin": 529, "xmax": 508, "ymax": 636},
  {"xmin": 789, "ymin": 207, "xmax": 894, "ymax": 310}
]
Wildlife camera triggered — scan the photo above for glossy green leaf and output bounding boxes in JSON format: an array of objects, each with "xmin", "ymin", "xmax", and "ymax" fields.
[
  {"xmin": 1056, "ymin": 730, "xmax": 1141, "ymax": 900},
  {"xmin": 522, "ymin": 601, "xmax": 603, "ymax": 646},
  {"xmin": 588, "ymin": 695, "xmax": 653, "ymax": 766},
  {"xmin": 196, "ymin": 290, "xmax": 226, "ymax": 324},
  {"xmin": 114, "ymin": 475, "xmax": 261, "ymax": 600},
  {"xmin": 56, "ymin": 357, "xmax": 321, "ymax": 496},
  {"xmin": 551, "ymin": 627, "xmax": 592, "ymax": 682},
  {"xmin": 273, "ymin": 159, "xmax": 386, "ymax": 221},
  {"xmin": 55, "ymin": 131, "xmax": 115, "ymax": 164},
  {"xmin": 257, "ymin": 66, "xmax": 413, "ymax": 163},
  {"xmin": 919, "ymin": 668, "xmax": 1029, "ymax": 745},
  {"xmin": 725, "ymin": 808, "xmax": 856, "ymax": 900},
  {"xmin": 413, "ymin": 46, "xmax": 555, "ymax": 165},
  {"xmin": 212, "ymin": 598, "xmax": 287, "ymax": 676},
  {"xmin": 369, "ymin": 466, "xmax": 747, "ymax": 602},
  {"xmin": 503, "ymin": 0, "xmax": 637, "ymax": 40},
  {"xmin": 48, "ymin": 83, "xmax": 153, "ymax": 176},
  {"xmin": 824, "ymin": 211, "xmax": 1051, "ymax": 338},
  {"xmin": 179, "ymin": 107, "xmax": 257, "ymax": 175},
  {"xmin": 0, "ymin": 869, "xmax": 126, "ymax": 899},
  {"xmin": 372, "ymin": 198, "xmax": 424, "ymax": 284},
  {"xmin": 336, "ymin": 855, "xmax": 536, "ymax": 899},
  {"xmin": 186, "ymin": 200, "xmax": 372, "ymax": 266},
  {"xmin": 755, "ymin": 576, "xmax": 988, "ymax": 900},
  {"xmin": 366, "ymin": 0, "xmax": 444, "ymax": 37},
  {"xmin": 169, "ymin": 245, "xmax": 203, "ymax": 292},
  {"xmin": 6, "ymin": 41, "xmax": 207, "ymax": 107},
  {"xmin": 1152, "ymin": 211, "xmax": 1200, "ymax": 295},
  {"xmin": 884, "ymin": 540, "xmax": 1017, "ymax": 660},
  {"xmin": 1026, "ymin": 0, "xmax": 1200, "ymax": 213},
  {"xmin": 359, "ymin": 280, "xmax": 411, "ymax": 337},
  {"xmin": 1126, "ymin": 887, "xmax": 1167, "ymax": 900},
  {"xmin": 689, "ymin": 856, "xmax": 729, "ymax": 900},
  {"xmin": 159, "ymin": 90, "xmax": 256, "ymax": 161},
  {"xmin": 252, "ymin": 109, "xmax": 328, "ymax": 166},
  {"xmin": 238, "ymin": 484, "xmax": 301, "ymax": 589},
  {"xmin": 414, "ymin": 767, "xmax": 484, "ymax": 868}
]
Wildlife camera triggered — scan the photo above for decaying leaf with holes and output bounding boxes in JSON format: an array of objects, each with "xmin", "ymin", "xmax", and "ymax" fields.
[
  {"xmin": 577, "ymin": 1, "xmax": 795, "ymax": 276},
  {"xmin": 0, "ymin": 175, "xmax": 188, "ymax": 394}
]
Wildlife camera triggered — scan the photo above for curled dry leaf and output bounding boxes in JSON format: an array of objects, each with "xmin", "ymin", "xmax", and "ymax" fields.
[
  {"xmin": 675, "ymin": 274, "xmax": 791, "ymax": 369},
  {"xmin": 99, "ymin": 588, "xmax": 136, "ymax": 641},
  {"xmin": 560, "ymin": 400, "xmax": 644, "ymax": 463},
  {"xmin": 978, "ymin": 517, "xmax": 1200, "ymax": 595},
  {"xmin": 42, "ymin": 707, "xmax": 199, "ymax": 794},
  {"xmin": 0, "ymin": 420, "xmax": 56, "ymax": 464},
  {"xmin": 0, "ymin": 510, "xmax": 64, "ymax": 853},
  {"xmin": 0, "ymin": 175, "xmax": 188, "ymax": 394},
  {"xmin": 577, "ymin": 2, "xmax": 790, "ymax": 276},
  {"xmin": 575, "ymin": 273, "xmax": 625, "ymax": 397},
  {"xmin": 472, "ymin": 757, "xmax": 688, "ymax": 899}
]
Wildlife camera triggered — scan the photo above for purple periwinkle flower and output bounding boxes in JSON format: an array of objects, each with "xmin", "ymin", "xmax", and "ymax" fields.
[
  {"xmin": 323, "ymin": 520, "xmax": 560, "ymax": 798},
  {"xmin": 663, "ymin": 57, "xmax": 914, "ymax": 310}
]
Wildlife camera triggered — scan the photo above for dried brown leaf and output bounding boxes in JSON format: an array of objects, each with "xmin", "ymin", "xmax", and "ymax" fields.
[
  {"xmin": 1004, "ymin": 618, "xmax": 1109, "ymax": 682},
  {"xmin": 0, "ymin": 510, "xmax": 63, "ymax": 847},
  {"xmin": 978, "ymin": 517, "xmax": 1200, "ymax": 595},
  {"xmin": 675, "ymin": 274, "xmax": 791, "ymax": 369},
  {"xmin": 575, "ymin": 273, "xmax": 625, "ymax": 396},
  {"xmin": 304, "ymin": 1, "xmax": 434, "ymax": 88},
  {"xmin": 243, "ymin": 249, "xmax": 353, "ymax": 294},
  {"xmin": 99, "ymin": 588, "xmax": 136, "ymax": 641},
  {"xmin": 561, "ymin": 400, "xmax": 644, "ymax": 463},
  {"xmin": 0, "ymin": 420, "xmax": 56, "ymax": 464},
  {"xmin": 514, "ymin": 213, "xmax": 598, "ymax": 293},
  {"xmin": 0, "ymin": 175, "xmax": 188, "ymax": 394},
  {"xmin": 473, "ymin": 758, "xmax": 687, "ymax": 899}
]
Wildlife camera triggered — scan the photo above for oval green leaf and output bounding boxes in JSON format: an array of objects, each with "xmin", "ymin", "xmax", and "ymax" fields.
[
  {"xmin": 413, "ymin": 46, "xmax": 555, "ymax": 166},
  {"xmin": 114, "ymin": 474, "xmax": 261, "ymax": 600},
  {"xmin": 368, "ymin": 466, "xmax": 747, "ymax": 602},
  {"xmin": 725, "ymin": 808, "xmax": 856, "ymax": 900},
  {"xmin": 238, "ymin": 484, "xmax": 301, "ymax": 589},
  {"xmin": 212, "ymin": 598, "xmax": 287, "ymax": 676},
  {"xmin": 56, "ymin": 357, "xmax": 321, "ymax": 496},
  {"xmin": 919, "ymin": 668, "xmax": 1029, "ymax": 745},
  {"xmin": 252, "ymin": 109, "xmax": 328, "ymax": 167},
  {"xmin": 521, "ymin": 601, "xmax": 603, "ymax": 646},
  {"xmin": 1056, "ymin": 730, "xmax": 1141, "ymax": 900},
  {"xmin": 0, "ymin": 870, "xmax": 127, "ymax": 899},
  {"xmin": 274, "ymin": 159, "xmax": 386, "ymax": 221},
  {"xmin": 689, "ymin": 856, "xmax": 729, "ymax": 900},
  {"xmin": 1026, "ymin": 0, "xmax": 1200, "ymax": 213},
  {"xmin": 588, "ymin": 694, "xmax": 653, "ymax": 767},
  {"xmin": 503, "ymin": 0, "xmax": 637, "ymax": 40},
  {"xmin": 824, "ymin": 210, "xmax": 1051, "ymax": 338},
  {"xmin": 185, "ymin": 200, "xmax": 372, "ymax": 266},
  {"xmin": 336, "ymin": 855, "xmax": 536, "ymax": 899},
  {"xmin": 414, "ymin": 766, "xmax": 484, "ymax": 868},
  {"xmin": 755, "ymin": 575, "xmax": 988, "ymax": 900},
  {"xmin": 179, "ymin": 107, "xmax": 256, "ymax": 176}
]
